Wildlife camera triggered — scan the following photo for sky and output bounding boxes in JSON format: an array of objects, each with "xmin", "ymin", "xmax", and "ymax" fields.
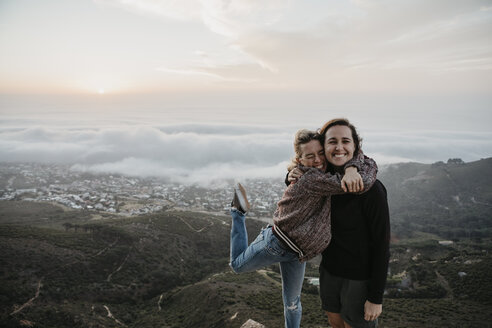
[{"xmin": 0, "ymin": 0, "xmax": 491, "ymax": 185}]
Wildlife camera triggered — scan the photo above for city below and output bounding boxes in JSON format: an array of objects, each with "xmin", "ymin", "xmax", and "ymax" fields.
[{"xmin": 0, "ymin": 162, "xmax": 285, "ymax": 219}]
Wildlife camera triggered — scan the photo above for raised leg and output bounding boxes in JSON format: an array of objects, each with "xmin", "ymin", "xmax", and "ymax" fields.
[{"xmin": 230, "ymin": 209, "xmax": 248, "ymax": 262}]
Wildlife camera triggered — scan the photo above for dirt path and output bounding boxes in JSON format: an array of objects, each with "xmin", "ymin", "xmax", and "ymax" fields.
[
  {"xmin": 435, "ymin": 270, "xmax": 453, "ymax": 299},
  {"xmin": 470, "ymin": 196, "xmax": 492, "ymax": 207},
  {"xmin": 257, "ymin": 270, "xmax": 282, "ymax": 287},
  {"xmin": 10, "ymin": 280, "xmax": 43, "ymax": 316},
  {"xmin": 157, "ymin": 294, "xmax": 164, "ymax": 311},
  {"xmin": 176, "ymin": 215, "xmax": 214, "ymax": 232},
  {"xmin": 107, "ymin": 248, "xmax": 132, "ymax": 282},
  {"xmin": 10, "ymin": 238, "xmax": 121, "ymax": 317},
  {"xmin": 103, "ymin": 305, "xmax": 126, "ymax": 326}
]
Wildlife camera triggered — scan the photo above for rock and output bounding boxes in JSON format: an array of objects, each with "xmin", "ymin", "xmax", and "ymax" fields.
[{"xmin": 240, "ymin": 319, "xmax": 266, "ymax": 328}]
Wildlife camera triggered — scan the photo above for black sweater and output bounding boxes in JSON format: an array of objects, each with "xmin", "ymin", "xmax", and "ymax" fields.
[{"xmin": 320, "ymin": 179, "xmax": 390, "ymax": 304}]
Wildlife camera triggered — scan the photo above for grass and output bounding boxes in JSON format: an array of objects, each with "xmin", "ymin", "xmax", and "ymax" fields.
[{"xmin": 1, "ymin": 200, "xmax": 491, "ymax": 327}]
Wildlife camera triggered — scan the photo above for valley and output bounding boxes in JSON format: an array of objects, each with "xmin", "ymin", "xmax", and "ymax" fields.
[{"xmin": 1, "ymin": 158, "xmax": 491, "ymax": 327}]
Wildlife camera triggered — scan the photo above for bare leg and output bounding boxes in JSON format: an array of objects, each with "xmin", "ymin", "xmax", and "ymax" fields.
[{"xmin": 326, "ymin": 312, "xmax": 352, "ymax": 328}]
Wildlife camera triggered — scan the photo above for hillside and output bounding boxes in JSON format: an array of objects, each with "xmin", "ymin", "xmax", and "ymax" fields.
[
  {"xmin": 379, "ymin": 157, "xmax": 492, "ymax": 239},
  {"xmin": 1, "ymin": 158, "xmax": 492, "ymax": 327},
  {"xmin": 1, "ymin": 201, "xmax": 491, "ymax": 327},
  {"xmin": 0, "ymin": 202, "xmax": 265, "ymax": 327}
]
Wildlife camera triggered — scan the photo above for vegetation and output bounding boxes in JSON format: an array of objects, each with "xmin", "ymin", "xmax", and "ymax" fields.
[
  {"xmin": 0, "ymin": 202, "xmax": 268, "ymax": 327},
  {"xmin": 379, "ymin": 158, "xmax": 492, "ymax": 240},
  {"xmin": 1, "ymin": 158, "xmax": 492, "ymax": 327}
]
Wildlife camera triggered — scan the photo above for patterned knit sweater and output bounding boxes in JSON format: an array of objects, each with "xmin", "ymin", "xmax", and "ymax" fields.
[{"xmin": 273, "ymin": 153, "xmax": 377, "ymax": 261}]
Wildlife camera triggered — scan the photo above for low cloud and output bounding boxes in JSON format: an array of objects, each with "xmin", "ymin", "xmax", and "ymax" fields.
[
  {"xmin": 364, "ymin": 130, "xmax": 492, "ymax": 164},
  {"xmin": 1, "ymin": 123, "xmax": 490, "ymax": 185},
  {"xmin": 72, "ymin": 158, "xmax": 289, "ymax": 186},
  {"xmin": 0, "ymin": 124, "xmax": 293, "ymax": 185}
]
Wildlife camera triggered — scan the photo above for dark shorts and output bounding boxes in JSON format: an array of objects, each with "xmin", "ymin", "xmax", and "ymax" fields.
[{"xmin": 319, "ymin": 265, "xmax": 377, "ymax": 328}]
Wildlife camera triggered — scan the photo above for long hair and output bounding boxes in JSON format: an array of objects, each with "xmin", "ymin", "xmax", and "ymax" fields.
[{"xmin": 287, "ymin": 129, "xmax": 323, "ymax": 171}]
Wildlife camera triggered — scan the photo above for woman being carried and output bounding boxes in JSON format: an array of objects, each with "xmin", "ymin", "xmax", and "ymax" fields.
[{"xmin": 229, "ymin": 128, "xmax": 378, "ymax": 328}]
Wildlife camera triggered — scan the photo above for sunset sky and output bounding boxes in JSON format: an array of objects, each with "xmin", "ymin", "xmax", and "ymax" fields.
[{"xmin": 1, "ymin": 0, "xmax": 491, "ymax": 183}]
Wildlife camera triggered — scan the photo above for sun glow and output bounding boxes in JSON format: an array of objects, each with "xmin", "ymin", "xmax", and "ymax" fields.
[{"xmin": 98, "ymin": 88, "xmax": 105, "ymax": 95}]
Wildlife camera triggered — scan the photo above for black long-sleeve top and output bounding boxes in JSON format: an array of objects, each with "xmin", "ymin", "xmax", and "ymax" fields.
[
  {"xmin": 275, "ymin": 154, "xmax": 377, "ymax": 261},
  {"xmin": 320, "ymin": 179, "xmax": 390, "ymax": 304}
]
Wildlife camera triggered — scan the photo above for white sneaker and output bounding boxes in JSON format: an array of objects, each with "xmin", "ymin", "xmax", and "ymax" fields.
[{"xmin": 232, "ymin": 183, "xmax": 250, "ymax": 214}]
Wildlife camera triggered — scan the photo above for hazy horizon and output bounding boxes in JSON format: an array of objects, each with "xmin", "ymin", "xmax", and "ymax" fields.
[
  {"xmin": 1, "ymin": 0, "xmax": 491, "ymax": 184},
  {"xmin": 1, "ymin": 100, "xmax": 491, "ymax": 185}
]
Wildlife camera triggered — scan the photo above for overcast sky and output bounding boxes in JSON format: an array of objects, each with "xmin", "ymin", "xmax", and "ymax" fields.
[{"xmin": 0, "ymin": 0, "xmax": 491, "ymax": 184}]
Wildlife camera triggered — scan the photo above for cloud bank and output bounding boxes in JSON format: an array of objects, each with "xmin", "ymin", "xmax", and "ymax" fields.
[
  {"xmin": 1, "ymin": 123, "xmax": 491, "ymax": 185},
  {"xmin": 0, "ymin": 124, "xmax": 292, "ymax": 185}
]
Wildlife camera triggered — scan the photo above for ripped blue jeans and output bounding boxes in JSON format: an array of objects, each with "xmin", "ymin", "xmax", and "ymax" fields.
[{"xmin": 229, "ymin": 209, "xmax": 306, "ymax": 328}]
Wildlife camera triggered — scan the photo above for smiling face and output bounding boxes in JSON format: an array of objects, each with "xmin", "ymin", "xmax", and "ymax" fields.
[
  {"xmin": 297, "ymin": 139, "xmax": 327, "ymax": 171},
  {"xmin": 324, "ymin": 125, "xmax": 355, "ymax": 168}
]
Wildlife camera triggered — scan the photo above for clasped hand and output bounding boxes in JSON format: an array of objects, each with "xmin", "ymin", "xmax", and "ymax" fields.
[
  {"xmin": 287, "ymin": 166, "xmax": 364, "ymax": 192},
  {"xmin": 342, "ymin": 166, "xmax": 364, "ymax": 192}
]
